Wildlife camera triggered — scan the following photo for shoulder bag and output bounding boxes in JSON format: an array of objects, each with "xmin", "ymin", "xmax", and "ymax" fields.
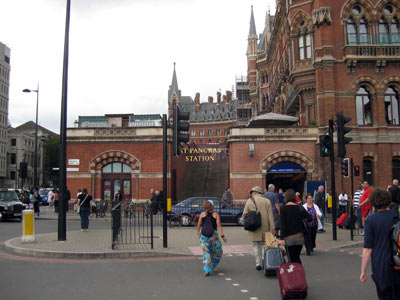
[
  {"xmin": 77, "ymin": 194, "xmax": 88, "ymax": 214},
  {"xmin": 244, "ymin": 197, "xmax": 262, "ymax": 231}
]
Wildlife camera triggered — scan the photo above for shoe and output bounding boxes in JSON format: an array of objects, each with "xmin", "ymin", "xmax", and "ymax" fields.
[
  {"xmin": 256, "ymin": 266, "xmax": 262, "ymax": 271},
  {"xmin": 204, "ymin": 272, "xmax": 210, "ymax": 277},
  {"xmin": 81, "ymin": 229, "xmax": 84, "ymax": 232},
  {"xmin": 360, "ymin": 231, "xmax": 364, "ymax": 236},
  {"xmin": 306, "ymin": 251, "xmax": 311, "ymax": 256}
]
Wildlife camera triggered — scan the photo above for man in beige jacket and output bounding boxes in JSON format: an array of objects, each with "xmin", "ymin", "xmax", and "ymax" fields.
[{"xmin": 242, "ymin": 186, "xmax": 275, "ymax": 270}]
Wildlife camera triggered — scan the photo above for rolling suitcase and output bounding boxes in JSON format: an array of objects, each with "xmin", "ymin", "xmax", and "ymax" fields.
[
  {"xmin": 277, "ymin": 262, "xmax": 308, "ymax": 299},
  {"xmin": 336, "ymin": 213, "xmax": 347, "ymax": 228},
  {"xmin": 344, "ymin": 214, "xmax": 357, "ymax": 229},
  {"xmin": 263, "ymin": 247, "xmax": 285, "ymax": 276}
]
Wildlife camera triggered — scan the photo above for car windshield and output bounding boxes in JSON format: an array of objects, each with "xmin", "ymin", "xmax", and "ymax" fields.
[
  {"xmin": 39, "ymin": 189, "xmax": 48, "ymax": 196},
  {"xmin": 0, "ymin": 191, "xmax": 19, "ymax": 202}
]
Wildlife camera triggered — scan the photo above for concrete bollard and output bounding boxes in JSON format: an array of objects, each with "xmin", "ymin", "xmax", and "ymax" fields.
[{"xmin": 21, "ymin": 210, "xmax": 36, "ymax": 243}]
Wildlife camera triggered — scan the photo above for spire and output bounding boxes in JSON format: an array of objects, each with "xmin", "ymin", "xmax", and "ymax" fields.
[
  {"xmin": 171, "ymin": 62, "xmax": 178, "ymax": 92},
  {"xmin": 249, "ymin": 5, "xmax": 257, "ymax": 35},
  {"xmin": 168, "ymin": 62, "xmax": 181, "ymax": 102}
]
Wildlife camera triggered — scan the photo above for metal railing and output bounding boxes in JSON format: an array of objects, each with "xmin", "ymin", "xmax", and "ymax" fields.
[{"xmin": 111, "ymin": 201, "xmax": 154, "ymax": 250}]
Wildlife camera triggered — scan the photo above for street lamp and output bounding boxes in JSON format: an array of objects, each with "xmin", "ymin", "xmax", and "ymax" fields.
[{"xmin": 23, "ymin": 83, "xmax": 39, "ymax": 188}]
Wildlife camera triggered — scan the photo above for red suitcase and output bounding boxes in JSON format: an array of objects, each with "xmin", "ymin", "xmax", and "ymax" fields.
[
  {"xmin": 336, "ymin": 213, "xmax": 347, "ymax": 227},
  {"xmin": 277, "ymin": 262, "xmax": 308, "ymax": 299}
]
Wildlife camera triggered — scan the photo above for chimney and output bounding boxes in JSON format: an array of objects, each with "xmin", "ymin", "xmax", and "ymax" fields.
[
  {"xmin": 225, "ymin": 90, "xmax": 232, "ymax": 109},
  {"xmin": 217, "ymin": 92, "xmax": 221, "ymax": 110},
  {"xmin": 195, "ymin": 92, "xmax": 200, "ymax": 113},
  {"xmin": 208, "ymin": 96, "xmax": 213, "ymax": 104}
]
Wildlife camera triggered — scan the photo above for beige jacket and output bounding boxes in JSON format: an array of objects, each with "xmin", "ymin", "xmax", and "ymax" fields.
[{"xmin": 242, "ymin": 193, "xmax": 275, "ymax": 242}]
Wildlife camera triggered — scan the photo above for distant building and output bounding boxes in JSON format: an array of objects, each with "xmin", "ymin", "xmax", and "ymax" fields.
[
  {"xmin": 0, "ymin": 42, "xmax": 10, "ymax": 182},
  {"xmin": 5, "ymin": 122, "xmax": 58, "ymax": 188}
]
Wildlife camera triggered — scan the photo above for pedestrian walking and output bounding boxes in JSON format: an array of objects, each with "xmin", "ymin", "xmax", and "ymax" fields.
[
  {"xmin": 75, "ymin": 188, "xmax": 93, "ymax": 231},
  {"xmin": 48, "ymin": 188, "xmax": 55, "ymax": 207},
  {"xmin": 360, "ymin": 188, "xmax": 400, "ymax": 300},
  {"xmin": 197, "ymin": 200, "xmax": 227, "ymax": 276},
  {"xmin": 280, "ymin": 189, "xmax": 312, "ymax": 264},
  {"xmin": 359, "ymin": 181, "xmax": 373, "ymax": 235},
  {"xmin": 54, "ymin": 189, "xmax": 59, "ymax": 213},
  {"xmin": 389, "ymin": 179, "xmax": 400, "ymax": 218},
  {"xmin": 31, "ymin": 188, "xmax": 40, "ymax": 217},
  {"xmin": 338, "ymin": 192, "xmax": 349, "ymax": 215},
  {"xmin": 222, "ymin": 187, "xmax": 234, "ymax": 205},
  {"xmin": 303, "ymin": 194, "xmax": 323, "ymax": 256},
  {"xmin": 353, "ymin": 185, "xmax": 364, "ymax": 229},
  {"xmin": 314, "ymin": 185, "xmax": 325, "ymax": 232},
  {"xmin": 242, "ymin": 186, "xmax": 275, "ymax": 270}
]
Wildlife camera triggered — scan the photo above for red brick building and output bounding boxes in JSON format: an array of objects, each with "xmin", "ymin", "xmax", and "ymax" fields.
[{"xmin": 228, "ymin": 0, "xmax": 400, "ymax": 200}]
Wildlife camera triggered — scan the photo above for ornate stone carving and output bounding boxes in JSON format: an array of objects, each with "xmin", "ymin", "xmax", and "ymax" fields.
[{"xmin": 312, "ymin": 7, "xmax": 332, "ymax": 26}]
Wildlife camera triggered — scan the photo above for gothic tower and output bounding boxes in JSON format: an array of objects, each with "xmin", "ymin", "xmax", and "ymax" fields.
[{"xmin": 168, "ymin": 63, "xmax": 181, "ymax": 119}]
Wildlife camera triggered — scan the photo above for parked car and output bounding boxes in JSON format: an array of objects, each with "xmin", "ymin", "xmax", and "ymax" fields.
[
  {"xmin": 169, "ymin": 197, "xmax": 244, "ymax": 226},
  {"xmin": 38, "ymin": 188, "xmax": 52, "ymax": 205},
  {"xmin": 0, "ymin": 188, "xmax": 25, "ymax": 221}
]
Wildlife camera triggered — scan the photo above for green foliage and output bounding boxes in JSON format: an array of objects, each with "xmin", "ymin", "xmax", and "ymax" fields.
[
  {"xmin": 43, "ymin": 136, "xmax": 60, "ymax": 186},
  {"xmin": 309, "ymin": 119, "xmax": 317, "ymax": 126}
]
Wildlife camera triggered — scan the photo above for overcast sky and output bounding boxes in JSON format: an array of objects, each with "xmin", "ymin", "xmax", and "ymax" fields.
[{"xmin": 1, "ymin": 0, "xmax": 276, "ymax": 133}]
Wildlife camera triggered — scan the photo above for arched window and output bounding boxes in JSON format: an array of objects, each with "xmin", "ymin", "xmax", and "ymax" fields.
[
  {"xmin": 385, "ymin": 86, "xmax": 400, "ymax": 125},
  {"xmin": 102, "ymin": 162, "xmax": 131, "ymax": 174},
  {"xmin": 347, "ymin": 18, "xmax": 358, "ymax": 44},
  {"xmin": 363, "ymin": 159, "xmax": 373, "ymax": 186},
  {"xmin": 299, "ymin": 33, "xmax": 312, "ymax": 60},
  {"xmin": 356, "ymin": 86, "xmax": 373, "ymax": 125},
  {"xmin": 390, "ymin": 17, "xmax": 400, "ymax": 43},
  {"xmin": 392, "ymin": 158, "xmax": 400, "ymax": 180},
  {"xmin": 379, "ymin": 18, "xmax": 389, "ymax": 44},
  {"xmin": 359, "ymin": 18, "xmax": 369, "ymax": 44}
]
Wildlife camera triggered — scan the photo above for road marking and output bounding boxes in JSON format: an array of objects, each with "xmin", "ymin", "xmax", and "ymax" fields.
[
  {"xmin": 349, "ymin": 252, "xmax": 354, "ymax": 255},
  {"xmin": 218, "ymin": 273, "xmax": 224, "ymax": 276},
  {"xmin": 225, "ymin": 278, "xmax": 232, "ymax": 281},
  {"xmin": 250, "ymin": 297, "xmax": 258, "ymax": 300},
  {"xmin": 241, "ymin": 290, "xmax": 248, "ymax": 293},
  {"xmin": 232, "ymin": 283, "xmax": 240, "ymax": 286}
]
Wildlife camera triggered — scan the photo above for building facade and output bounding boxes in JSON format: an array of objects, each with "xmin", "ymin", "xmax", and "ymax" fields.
[
  {"xmin": 4, "ymin": 122, "xmax": 58, "ymax": 188},
  {"xmin": 228, "ymin": 0, "xmax": 400, "ymax": 200},
  {"xmin": 0, "ymin": 42, "xmax": 11, "ymax": 183}
]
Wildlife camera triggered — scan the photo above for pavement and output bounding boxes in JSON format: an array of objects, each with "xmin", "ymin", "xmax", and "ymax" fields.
[{"xmin": 3, "ymin": 216, "xmax": 364, "ymax": 259}]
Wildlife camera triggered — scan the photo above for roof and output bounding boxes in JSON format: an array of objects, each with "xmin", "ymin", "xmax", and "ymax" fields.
[
  {"xmin": 249, "ymin": 6, "xmax": 257, "ymax": 35},
  {"xmin": 15, "ymin": 121, "xmax": 58, "ymax": 136},
  {"xmin": 247, "ymin": 113, "xmax": 299, "ymax": 127}
]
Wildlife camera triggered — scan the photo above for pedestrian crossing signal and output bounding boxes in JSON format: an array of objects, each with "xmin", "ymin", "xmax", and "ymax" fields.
[{"xmin": 354, "ymin": 165, "xmax": 360, "ymax": 176}]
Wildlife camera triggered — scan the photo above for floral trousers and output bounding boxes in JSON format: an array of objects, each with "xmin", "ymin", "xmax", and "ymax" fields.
[{"xmin": 200, "ymin": 230, "xmax": 223, "ymax": 274}]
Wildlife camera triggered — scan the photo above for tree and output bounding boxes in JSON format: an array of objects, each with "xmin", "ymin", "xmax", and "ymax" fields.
[{"xmin": 43, "ymin": 136, "xmax": 60, "ymax": 186}]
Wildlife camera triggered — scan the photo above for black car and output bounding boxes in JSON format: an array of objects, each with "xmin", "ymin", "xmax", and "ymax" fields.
[
  {"xmin": 0, "ymin": 189, "xmax": 25, "ymax": 221},
  {"xmin": 170, "ymin": 197, "xmax": 244, "ymax": 226}
]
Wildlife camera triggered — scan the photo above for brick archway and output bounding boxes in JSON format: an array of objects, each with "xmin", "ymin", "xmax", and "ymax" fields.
[
  {"xmin": 260, "ymin": 150, "xmax": 314, "ymax": 174},
  {"xmin": 89, "ymin": 150, "xmax": 141, "ymax": 173}
]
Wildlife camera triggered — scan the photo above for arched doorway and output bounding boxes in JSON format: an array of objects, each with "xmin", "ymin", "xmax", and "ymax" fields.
[
  {"xmin": 102, "ymin": 162, "xmax": 132, "ymax": 201},
  {"xmin": 266, "ymin": 161, "xmax": 306, "ymax": 195}
]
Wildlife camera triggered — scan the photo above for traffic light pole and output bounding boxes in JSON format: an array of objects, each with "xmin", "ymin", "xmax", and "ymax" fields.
[
  {"xmin": 329, "ymin": 119, "xmax": 337, "ymax": 241},
  {"xmin": 350, "ymin": 158, "xmax": 354, "ymax": 241},
  {"xmin": 162, "ymin": 114, "xmax": 168, "ymax": 248}
]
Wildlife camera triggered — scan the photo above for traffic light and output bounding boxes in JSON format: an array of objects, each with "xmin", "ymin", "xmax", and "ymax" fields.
[
  {"xmin": 173, "ymin": 103, "xmax": 190, "ymax": 156},
  {"xmin": 342, "ymin": 158, "xmax": 350, "ymax": 178},
  {"xmin": 337, "ymin": 111, "xmax": 352, "ymax": 157},
  {"xmin": 319, "ymin": 135, "xmax": 332, "ymax": 157},
  {"xmin": 354, "ymin": 165, "xmax": 360, "ymax": 176},
  {"xmin": 20, "ymin": 162, "xmax": 28, "ymax": 178}
]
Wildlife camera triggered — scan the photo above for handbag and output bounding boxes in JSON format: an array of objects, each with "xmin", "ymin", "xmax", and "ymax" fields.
[
  {"xmin": 244, "ymin": 197, "xmax": 262, "ymax": 231},
  {"xmin": 77, "ymin": 194, "xmax": 88, "ymax": 214}
]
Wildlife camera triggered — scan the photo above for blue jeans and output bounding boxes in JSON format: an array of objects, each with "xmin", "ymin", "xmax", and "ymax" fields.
[
  {"xmin": 79, "ymin": 207, "xmax": 90, "ymax": 229},
  {"xmin": 356, "ymin": 207, "xmax": 363, "ymax": 229}
]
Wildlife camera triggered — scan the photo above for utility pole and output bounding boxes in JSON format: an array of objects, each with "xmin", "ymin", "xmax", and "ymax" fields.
[
  {"xmin": 162, "ymin": 114, "xmax": 168, "ymax": 248},
  {"xmin": 329, "ymin": 119, "xmax": 337, "ymax": 241}
]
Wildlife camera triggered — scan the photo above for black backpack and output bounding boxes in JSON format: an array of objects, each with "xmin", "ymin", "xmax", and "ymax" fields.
[
  {"xmin": 391, "ymin": 217, "xmax": 400, "ymax": 270},
  {"xmin": 201, "ymin": 213, "xmax": 215, "ymax": 237}
]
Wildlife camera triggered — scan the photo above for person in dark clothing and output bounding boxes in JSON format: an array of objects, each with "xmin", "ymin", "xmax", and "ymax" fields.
[
  {"xmin": 150, "ymin": 189, "xmax": 159, "ymax": 215},
  {"xmin": 314, "ymin": 185, "xmax": 325, "ymax": 232},
  {"xmin": 389, "ymin": 179, "xmax": 400, "ymax": 217},
  {"xmin": 303, "ymin": 194, "xmax": 323, "ymax": 256},
  {"xmin": 76, "ymin": 188, "xmax": 93, "ymax": 231},
  {"xmin": 32, "ymin": 188, "xmax": 40, "ymax": 217},
  {"xmin": 280, "ymin": 189, "xmax": 312, "ymax": 264},
  {"xmin": 360, "ymin": 188, "xmax": 400, "ymax": 300}
]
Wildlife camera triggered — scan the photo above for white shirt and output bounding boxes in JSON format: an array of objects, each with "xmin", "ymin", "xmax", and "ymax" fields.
[{"xmin": 338, "ymin": 193, "xmax": 348, "ymax": 206}]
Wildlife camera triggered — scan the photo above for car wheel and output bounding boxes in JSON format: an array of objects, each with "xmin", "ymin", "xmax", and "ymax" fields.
[
  {"xmin": 179, "ymin": 214, "xmax": 191, "ymax": 226},
  {"xmin": 236, "ymin": 214, "xmax": 244, "ymax": 226}
]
